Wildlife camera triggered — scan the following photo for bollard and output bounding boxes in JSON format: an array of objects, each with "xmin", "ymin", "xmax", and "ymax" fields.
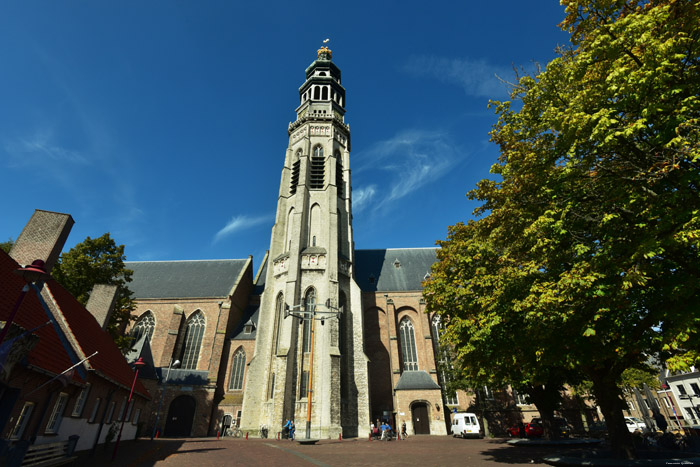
[
  {"xmin": 368, "ymin": 432, "xmax": 372, "ymax": 441},
  {"xmin": 397, "ymin": 433, "xmax": 401, "ymax": 441},
  {"xmin": 277, "ymin": 431, "xmax": 280, "ymax": 440},
  {"xmin": 338, "ymin": 433, "xmax": 342, "ymax": 441},
  {"xmin": 217, "ymin": 431, "xmax": 220, "ymax": 440},
  {"xmin": 156, "ymin": 430, "xmax": 159, "ymax": 439},
  {"xmin": 245, "ymin": 432, "xmax": 249, "ymax": 440}
]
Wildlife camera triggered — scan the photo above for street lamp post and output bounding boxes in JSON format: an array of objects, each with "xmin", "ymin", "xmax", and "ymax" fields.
[
  {"xmin": 112, "ymin": 357, "xmax": 146, "ymax": 461},
  {"xmin": 0, "ymin": 260, "xmax": 50, "ymax": 346},
  {"xmin": 151, "ymin": 359, "xmax": 181, "ymax": 440},
  {"xmin": 285, "ymin": 298, "xmax": 340, "ymax": 441}
]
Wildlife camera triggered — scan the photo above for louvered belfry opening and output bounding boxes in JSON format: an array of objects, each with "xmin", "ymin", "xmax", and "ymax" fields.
[
  {"xmin": 310, "ymin": 146, "xmax": 325, "ymax": 189},
  {"xmin": 290, "ymin": 159, "xmax": 301, "ymax": 195},
  {"xmin": 336, "ymin": 152, "xmax": 343, "ymax": 197}
]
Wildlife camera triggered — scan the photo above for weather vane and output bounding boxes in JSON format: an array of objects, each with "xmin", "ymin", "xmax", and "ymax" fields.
[{"xmin": 322, "ymin": 38, "xmax": 330, "ymax": 45}]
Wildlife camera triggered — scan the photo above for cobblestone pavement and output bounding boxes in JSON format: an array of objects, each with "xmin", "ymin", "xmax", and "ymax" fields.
[{"xmin": 73, "ymin": 435, "xmax": 567, "ymax": 466}]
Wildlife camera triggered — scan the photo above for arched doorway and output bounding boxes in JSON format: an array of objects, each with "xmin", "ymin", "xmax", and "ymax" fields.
[
  {"xmin": 164, "ymin": 395, "xmax": 195, "ymax": 437},
  {"xmin": 411, "ymin": 402, "xmax": 430, "ymax": 434}
]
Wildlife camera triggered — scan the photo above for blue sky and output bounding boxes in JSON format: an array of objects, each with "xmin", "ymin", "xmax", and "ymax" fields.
[{"xmin": 1, "ymin": 1, "xmax": 571, "ymax": 271}]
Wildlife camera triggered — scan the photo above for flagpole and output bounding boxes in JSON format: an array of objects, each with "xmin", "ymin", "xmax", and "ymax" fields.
[{"xmin": 25, "ymin": 351, "xmax": 98, "ymax": 397}]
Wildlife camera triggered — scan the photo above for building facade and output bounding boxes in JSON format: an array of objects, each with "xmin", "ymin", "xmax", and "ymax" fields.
[{"xmin": 124, "ymin": 48, "xmax": 598, "ymax": 440}]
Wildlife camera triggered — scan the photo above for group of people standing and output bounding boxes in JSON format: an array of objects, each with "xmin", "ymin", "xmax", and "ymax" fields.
[{"xmin": 370, "ymin": 419, "xmax": 408, "ymax": 440}]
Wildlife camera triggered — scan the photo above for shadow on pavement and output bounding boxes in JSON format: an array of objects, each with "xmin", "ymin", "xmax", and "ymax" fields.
[
  {"xmin": 480, "ymin": 439, "xmax": 585, "ymax": 465},
  {"xmin": 73, "ymin": 438, "xmax": 186, "ymax": 467}
]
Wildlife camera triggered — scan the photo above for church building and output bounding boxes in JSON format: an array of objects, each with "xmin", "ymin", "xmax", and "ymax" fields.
[{"xmin": 125, "ymin": 47, "xmax": 473, "ymax": 439}]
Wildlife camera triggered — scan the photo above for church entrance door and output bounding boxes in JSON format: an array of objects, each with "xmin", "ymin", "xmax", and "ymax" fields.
[
  {"xmin": 164, "ymin": 395, "xmax": 195, "ymax": 437},
  {"xmin": 411, "ymin": 403, "xmax": 430, "ymax": 434}
]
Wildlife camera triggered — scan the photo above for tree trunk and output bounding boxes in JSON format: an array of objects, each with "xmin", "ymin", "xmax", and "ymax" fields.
[
  {"xmin": 590, "ymin": 370, "xmax": 636, "ymax": 459},
  {"xmin": 528, "ymin": 384, "xmax": 560, "ymax": 440}
]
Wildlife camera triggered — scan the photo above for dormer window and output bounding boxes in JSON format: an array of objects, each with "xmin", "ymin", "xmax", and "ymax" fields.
[
  {"xmin": 244, "ymin": 320, "xmax": 255, "ymax": 334},
  {"xmin": 394, "ymin": 259, "xmax": 401, "ymax": 269}
]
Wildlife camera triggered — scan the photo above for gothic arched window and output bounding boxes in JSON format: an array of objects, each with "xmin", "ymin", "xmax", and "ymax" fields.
[
  {"xmin": 432, "ymin": 315, "xmax": 458, "ymax": 405},
  {"xmin": 274, "ymin": 293, "xmax": 284, "ymax": 353},
  {"xmin": 399, "ymin": 317, "xmax": 419, "ymax": 371},
  {"xmin": 303, "ymin": 288, "xmax": 316, "ymax": 352},
  {"xmin": 308, "ymin": 204, "xmax": 321, "ymax": 248},
  {"xmin": 131, "ymin": 311, "xmax": 155, "ymax": 343},
  {"xmin": 229, "ymin": 348, "xmax": 246, "ymax": 390},
  {"xmin": 181, "ymin": 311, "xmax": 205, "ymax": 369},
  {"xmin": 285, "ymin": 208, "xmax": 295, "ymax": 252}
]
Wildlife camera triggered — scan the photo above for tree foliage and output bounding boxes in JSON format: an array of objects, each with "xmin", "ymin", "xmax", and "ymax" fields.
[
  {"xmin": 425, "ymin": 0, "xmax": 699, "ymax": 458},
  {"xmin": 1, "ymin": 239, "xmax": 14, "ymax": 254},
  {"xmin": 52, "ymin": 233, "xmax": 135, "ymax": 352}
]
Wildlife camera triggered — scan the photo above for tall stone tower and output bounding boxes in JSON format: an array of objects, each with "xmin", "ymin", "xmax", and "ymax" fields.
[{"xmin": 240, "ymin": 47, "xmax": 369, "ymax": 438}]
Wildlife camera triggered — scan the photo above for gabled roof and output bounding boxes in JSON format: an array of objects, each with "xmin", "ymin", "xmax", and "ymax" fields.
[
  {"xmin": 394, "ymin": 370, "xmax": 441, "ymax": 391},
  {"xmin": 1, "ymin": 251, "xmax": 150, "ymax": 396},
  {"xmin": 125, "ymin": 259, "xmax": 249, "ymax": 299},
  {"xmin": 354, "ymin": 248, "xmax": 437, "ymax": 292},
  {"xmin": 1, "ymin": 252, "xmax": 80, "ymax": 384}
]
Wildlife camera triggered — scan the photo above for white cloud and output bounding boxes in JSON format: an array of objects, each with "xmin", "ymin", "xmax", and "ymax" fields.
[
  {"xmin": 4, "ymin": 130, "xmax": 89, "ymax": 167},
  {"xmin": 213, "ymin": 214, "xmax": 272, "ymax": 243},
  {"xmin": 354, "ymin": 129, "xmax": 460, "ymax": 213},
  {"xmin": 403, "ymin": 55, "xmax": 512, "ymax": 99},
  {"xmin": 352, "ymin": 185, "xmax": 377, "ymax": 213}
]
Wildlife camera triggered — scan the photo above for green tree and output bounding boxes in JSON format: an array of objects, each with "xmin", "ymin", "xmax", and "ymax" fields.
[
  {"xmin": 426, "ymin": 0, "xmax": 699, "ymax": 458},
  {"xmin": 53, "ymin": 233, "xmax": 135, "ymax": 351},
  {"xmin": 1, "ymin": 238, "xmax": 14, "ymax": 253}
]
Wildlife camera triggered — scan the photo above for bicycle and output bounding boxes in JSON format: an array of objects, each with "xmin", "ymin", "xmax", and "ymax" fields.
[{"xmin": 226, "ymin": 427, "xmax": 243, "ymax": 438}]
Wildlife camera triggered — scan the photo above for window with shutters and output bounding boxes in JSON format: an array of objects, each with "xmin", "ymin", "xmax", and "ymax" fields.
[{"xmin": 309, "ymin": 146, "xmax": 325, "ymax": 189}]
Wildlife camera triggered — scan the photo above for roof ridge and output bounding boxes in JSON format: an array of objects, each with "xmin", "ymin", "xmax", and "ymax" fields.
[
  {"xmin": 125, "ymin": 258, "xmax": 247, "ymax": 263},
  {"xmin": 355, "ymin": 247, "xmax": 437, "ymax": 251}
]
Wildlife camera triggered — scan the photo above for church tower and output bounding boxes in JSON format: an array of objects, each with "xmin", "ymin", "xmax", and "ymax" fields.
[{"xmin": 240, "ymin": 47, "xmax": 369, "ymax": 438}]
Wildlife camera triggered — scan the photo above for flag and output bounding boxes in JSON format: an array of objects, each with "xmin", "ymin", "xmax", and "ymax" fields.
[{"xmin": 0, "ymin": 322, "xmax": 50, "ymax": 373}]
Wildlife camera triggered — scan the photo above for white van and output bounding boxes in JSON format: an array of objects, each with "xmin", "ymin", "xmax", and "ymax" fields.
[
  {"xmin": 624, "ymin": 416, "xmax": 648, "ymax": 433},
  {"xmin": 452, "ymin": 412, "xmax": 483, "ymax": 439}
]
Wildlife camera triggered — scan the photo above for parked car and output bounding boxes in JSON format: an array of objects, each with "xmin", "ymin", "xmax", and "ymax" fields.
[
  {"xmin": 507, "ymin": 421, "xmax": 544, "ymax": 438},
  {"xmin": 531, "ymin": 417, "xmax": 572, "ymax": 438},
  {"xmin": 624, "ymin": 416, "xmax": 648, "ymax": 433},
  {"xmin": 452, "ymin": 412, "xmax": 483, "ymax": 439}
]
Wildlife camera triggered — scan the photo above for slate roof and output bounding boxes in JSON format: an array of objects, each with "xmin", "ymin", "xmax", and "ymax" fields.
[
  {"xmin": 354, "ymin": 248, "xmax": 437, "ymax": 292},
  {"xmin": 253, "ymin": 254, "xmax": 268, "ymax": 295},
  {"xmin": 230, "ymin": 304, "xmax": 259, "ymax": 340},
  {"xmin": 125, "ymin": 259, "xmax": 248, "ymax": 299},
  {"xmin": 394, "ymin": 370, "xmax": 441, "ymax": 391},
  {"xmin": 0, "ymin": 250, "xmax": 150, "ymax": 396},
  {"xmin": 155, "ymin": 367, "xmax": 209, "ymax": 386}
]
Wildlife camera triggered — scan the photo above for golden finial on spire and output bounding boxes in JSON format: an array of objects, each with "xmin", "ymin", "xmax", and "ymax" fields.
[{"xmin": 317, "ymin": 39, "xmax": 332, "ymax": 59}]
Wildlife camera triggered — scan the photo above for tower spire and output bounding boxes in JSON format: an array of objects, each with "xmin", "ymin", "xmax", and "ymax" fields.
[{"xmin": 240, "ymin": 49, "xmax": 369, "ymax": 439}]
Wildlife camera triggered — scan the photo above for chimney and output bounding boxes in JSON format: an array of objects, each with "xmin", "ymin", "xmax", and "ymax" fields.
[
  {"xmin": 85, "ymin": 284, "xmax": 119, "ymax": 331},
  {"xmin": 9, "ymin": 209, "xmax": 74, "ymax": 274}
]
